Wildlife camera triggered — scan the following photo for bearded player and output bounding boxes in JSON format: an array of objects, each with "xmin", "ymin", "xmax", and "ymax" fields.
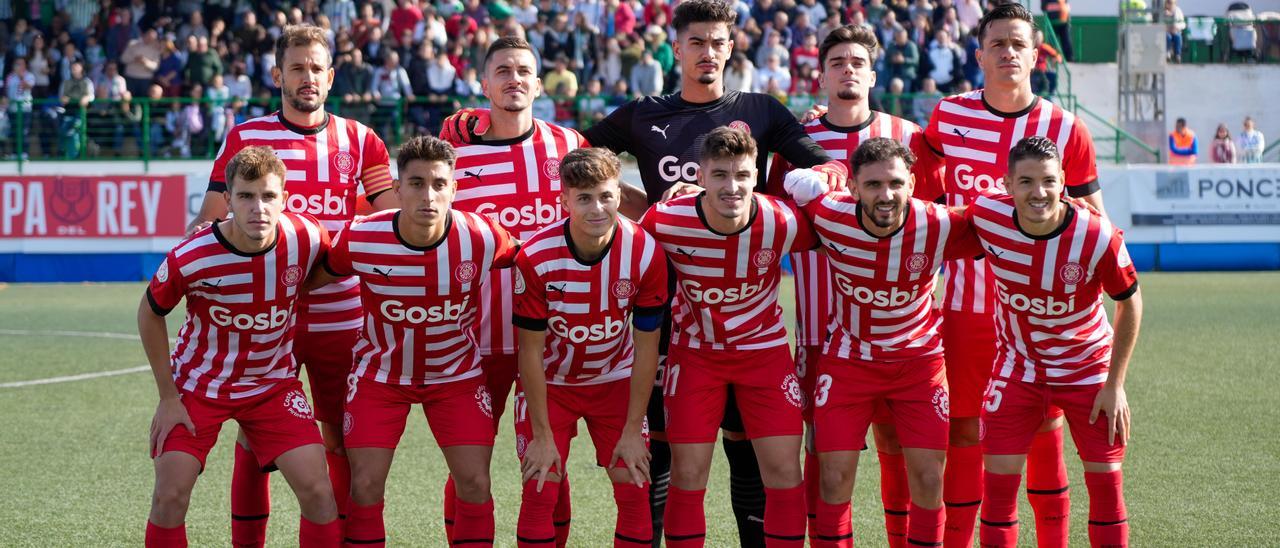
[{"xmin": 964, "ymin": 136, "xmax": 1140, "ymax": 548}]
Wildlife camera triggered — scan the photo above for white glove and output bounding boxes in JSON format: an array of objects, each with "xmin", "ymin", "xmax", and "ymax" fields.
[{"xmin": 783, "ymin": 168, "xmax": 829, "ymax": 206}]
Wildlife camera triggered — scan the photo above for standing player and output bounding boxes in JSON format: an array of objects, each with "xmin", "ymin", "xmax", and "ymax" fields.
[
  {"xmin": 186, "ymin": 25, "xmax": 397, "ymax": 545},
  {"xmin": 782, "ymin": 138, "xmax": 982, "ymax": 548},
  {"xmin": 966, "ymin": 136, "xmax": 1140, "ymax": 548},
  {"xmin": 918, "ymin": 5, "xmax": 1105, "ymax": 545},
  {"xmin": 309, "ymin": 137, "xmax": 519, "ymax": 547},
  {"xmin": 764, "ymin": 25, "xmax": 944, "ymax": 546},
  {"xmin": 641, "ymin": 127, "xmax": 815, "ymax": 547},
  {"xmin": 139, "ymin": 147, "xmax": 340, "ymax": 546},
  {"xmin": 512, "ymin": 148, "xmax": 667, "ymax": 548}
]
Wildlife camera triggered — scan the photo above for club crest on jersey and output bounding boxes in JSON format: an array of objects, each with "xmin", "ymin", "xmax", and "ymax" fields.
[
  {"xmin": 475, "ymin": 385, "xmax": 494, "ymax": 419},
  {"xmin": 729, "ymin": 120, "xmax": 751, "ymax": 134},
  {"xmin": 333, "ymin": 151, "xmax": 356, "ymax": 175},
  {"xmin": 343, "ymin": 411, "xmax": 354, "ymax": 435},
  {"xmin": 906, "ymin": 253, "xmax": 930, "ymax": 273},
  {"xmin": 454, "ymin": 261, "xmax": 479, "ymax": 283},
  {"xmin": 155, "ymin": 258, "xmax": 169, "ymax": 283},
  {"xmin": 514, "ymin": 269, "xmax": 527, "ymax": 294},
  {"xmin": 283, "ymin": 390, "xmax": 314, "ymax": 420},
  {"xmin": 752, "ymin": 249, "xmax": 777, "ymax": 269},
  {"xmin": 611, "ymin": 279, "xmax": 637, "ymax": 299},
  {"xmin": 781, "ymin": 373, "xmax": 805, "ymax": 409},
  {"xmin": 1117, "ymin": 242, "xmax": 1133, "ymax": 268},
  {"xmin": 281, "ymin": 265, "xmax": 304, "ymax": 287},
  {"xmin": 932, "ymin": 386, "xmax": 950, "ymax": 422},
  {"xmin": 1058, "ymin": 262, "xmax": 1085, "ymax": 285},
  {"xmin": 543, "ymin": 158, "xmax": 562, "ymax": 179}
]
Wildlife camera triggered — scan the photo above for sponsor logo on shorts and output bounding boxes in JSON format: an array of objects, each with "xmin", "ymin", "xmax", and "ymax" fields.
[
  {"xmin": 283, "ymin": 390, "xmax": 315, "ymax": 420},
  {"xmin": 978, "ymin": 418, "xmax": 987, "ymax": 441},
  {"xmin": 343, "ymin": 411, "xmax": 354, "ymax": 435},
  {"xmin": 333, "ymin": 151, "xmax": 355, "ymax": 175},
  {"xmin": 611, "ymin": 279, "xmax": 637, "ymax": 299},
  {"xmin": 782, "ymin": 373, "xmax": 805, "ymax": 409},
  {"xmin": 155, "ymin": 258, "xmax": 169, "ymax": 283},
  {"xmin": 906, "ymin": 252, "xmax": 930, "ymax": 274},
  {"xmin": 543, "ymin": 158, "xmax": 562, "ymax": 180},
  {"xmin": 641, "ymin": 416, "xmax": 651, "ymax": 440},
  {"xmin": 515, "ymin": 433, "xmax": 529, "ymax": 458},
  {"xmin": 752, "ymin": 249, "xmax": 777, "ymax": 269},
  {"xmin": 475, "ymin": 385, "xmax": 494, "ymax": 419},
  {"xmin": 281, "ymin": 264, "xmax": 304, "ymax": 287},
  {"xmin": 932, "ymin": 386, "xmax": 950, "ymax": 422},
  {"xmin": 1058, "ymin": 262, "xmax": 1085, "ymax": 285},
  {"xmin": 454, "ymin": 260, "xmax": 479, "ymax": 284}
]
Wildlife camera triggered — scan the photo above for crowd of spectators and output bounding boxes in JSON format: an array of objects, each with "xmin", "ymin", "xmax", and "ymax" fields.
[{"xmin": 0, "ymin": 0, "xmax": 1052, "ymax": 159}]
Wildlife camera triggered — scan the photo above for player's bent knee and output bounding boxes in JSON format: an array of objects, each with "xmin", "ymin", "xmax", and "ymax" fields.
[
  {"xmin": 293, "ymin": 480, "xmax": 338, "ymax": 521},
  {"xmin": 910, "ymin": 467, "xmax": 944, "ymax": 495},
  {"xmin": 349, "ymin": 470, "xmax": 388, "ymax": 503},
  {"xmin": 983, "ymin": 454, "xmax": 1026, "ymax": 476},
  {"xmin": 150, "ymin": 484, "xmax": 193, "ymax": 520},
  {"xmin": 452, "ymin": 471, "xmax": 492, "ymax": 502}
]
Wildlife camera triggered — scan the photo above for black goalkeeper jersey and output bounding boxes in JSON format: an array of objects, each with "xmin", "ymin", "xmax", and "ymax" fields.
[{"xmin": 582, "ymin": 90, "xmax": 831, "ymax": 204}]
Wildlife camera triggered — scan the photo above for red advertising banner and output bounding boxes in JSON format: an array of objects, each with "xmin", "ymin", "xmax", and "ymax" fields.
[{"xmin": 0, "ymin": 175, "xmax": 187, "ymax": 238}]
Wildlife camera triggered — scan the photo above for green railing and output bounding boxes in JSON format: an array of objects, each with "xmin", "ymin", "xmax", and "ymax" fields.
[{"xmin": 1063, "ymin": 15, "xmax": 1280, "ymax": 64}]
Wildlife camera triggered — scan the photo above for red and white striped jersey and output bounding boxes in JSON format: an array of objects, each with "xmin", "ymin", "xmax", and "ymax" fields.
[
  {"xmin": 146, "ymin": 213, "xmax": 330, "ymax": 400},
  {"xmin": 451, "ymin": 120, "xmax": 586, "ymax": 356},
  {"xmin": 512, "ymin": 218, "xmax": 668, "ymax": 386},
  {"xmin": 802, "ymin": 193, "xmax": 981, "ymax": 362},
  {"xmin": 640, "ymin": 193, "xmax": 817, "ymax": 351},
  {"xmin": 210, "ymin": 112, "xmax": 394, "ymax": 334},
  {"xmin": 765, "ymin": 112, "xmax": 944, "ymax": 346},
  {"xmin": 325, "ymin": 209, "xmax": 520, "ymax": 386},
  {"xmin": 922, "ymin": 91, "xmax": 1098, "ymax": 314},
  {"xmin": 966, "ymin": 193, "xmax": 1138, "ymax": 386}
]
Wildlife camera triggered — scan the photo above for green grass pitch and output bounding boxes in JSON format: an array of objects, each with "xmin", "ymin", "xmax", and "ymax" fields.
[{"xmin": 0, "ymin": 272, "xmax": 1277, "ymax": 546}]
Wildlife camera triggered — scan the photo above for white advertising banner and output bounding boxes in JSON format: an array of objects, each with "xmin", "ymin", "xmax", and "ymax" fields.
[{"xmin": 1101, "ymin": 164, "xmax": 1280, "ymax": 243}]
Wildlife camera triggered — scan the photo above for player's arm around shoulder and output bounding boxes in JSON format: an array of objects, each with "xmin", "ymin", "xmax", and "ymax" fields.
[{"xmin": 938, "ymin": 201, "xmax": 984, "ymax": 260}]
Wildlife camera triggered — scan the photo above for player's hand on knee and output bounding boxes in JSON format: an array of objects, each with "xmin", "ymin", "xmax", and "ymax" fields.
[
  {"xmin": 661, "ymin": 182, "xmax": 702, "ymax": 202},
  {"xmin": 1090, "ymin": 384, "xmax": 1130, "ymax": 446},
  {"xmin": 800, "ymin": 104, "xmax": 829, "ymax": 124},
  {"xmin": 521, "ymin": 437, "xmax": 562, "ymax": 492},
  {"xmin": 150, "ymin": 397, "xmax": 195, "ymax": 458},
  {"xmin": 439, "ymin": 108, "xmax": 491, "ymax": 144},
  {"xmin": 612, "ymin": 431, "xmax": 652, "ymax": 488}
]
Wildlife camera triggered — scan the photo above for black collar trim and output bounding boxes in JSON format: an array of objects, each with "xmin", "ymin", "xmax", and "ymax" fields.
[
  {"xmin": 695, "ymin": 191, "xmax": 758, "ymax": 237},
  {"xmin": 1013, "ymin": 203, "xmax": 1076, "ymax": 240},
  {"xmin": 213, "ymin": 220, "xmax": 278, "ymax": 257},
  {"xmin": 277, "ymin": 111, "xmax": 331, "ymax": 135},
  {"xmin": 394, "ymin": 210, "xmax": 453, "ymax": 251},
  {"xmin": 563, "ymin": 219, "xmax": 617, "ymax": 266}
]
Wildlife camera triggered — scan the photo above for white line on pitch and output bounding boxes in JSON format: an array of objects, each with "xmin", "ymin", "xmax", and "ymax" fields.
[
  {"xmin": 0, "ymin": 329, "xmax": 138, "ymax": 340},
  {"xmin": 0, "ymin": 365, "xmax": 150, "ymax": 388}
]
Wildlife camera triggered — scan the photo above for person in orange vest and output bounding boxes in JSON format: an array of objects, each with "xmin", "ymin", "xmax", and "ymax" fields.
[{"xmin": 1169, "ymin": 117, "xmax": 1198, "ymax": 164}]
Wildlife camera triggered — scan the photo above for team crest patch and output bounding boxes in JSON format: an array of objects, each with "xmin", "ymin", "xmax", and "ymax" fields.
[
  {"xmin": 906, "ymin": 253, "xmax": 930, "ymax": 273},
  {"xmin": 543, "ymin": 158, "xmax": 562, "ymax": 179},
  {"xmin": 155, "ymin": 258, "xmax": 169, "ymax": 283},
  {"xmin": 611, "ymin": 279, "xmax": 637, "ymax": 299},
  {"xmin": 343, "ymin": 411, "xmax": 354, "ymax": 436},
  {"xmin": 455, "ymin": 261, "xmax": 479, "ymax": 283},
  {"xmin": 729, "ymin": 120, "xmax": 751, "ymax": 134},
  {"xmin": 333, "ymin": 151, "xmax": 356, "ymax": 175},
  {"xmin": 932, "ymin": 387, "xmax": 950, "ymax": 422},
  {"xmin": 281, "ymin": 265, "xmax": 304, "ymax": 287},
  {"xmin": 781, "ymin": 373, "xmax": 805, "ymax": 409},
  {"xmin": 475, "ymin": 385, "xmax": 494, "ymax": 419},
  {"xmin": 752, "ymin": 249, "xmax": 777, "ymax": 268},
  {"xmin": 515, "ymin": 433, "xmax": 529, "ymax": 458},
  {"xmin": 978, "ymin": 418, "xmax": 987, "ymax": 441},
  {"xmin": 514, "ymin": 270, "xmax": 527, "ymax": 294},
  {"xmin": 1058, "ymin": 262, "xmax": 1085, "ymax": 285},
  {"xmin": 1117, "ymin": 242, "xmax": 1133, "ymax": 268},
  {"xmin": 283, "ymin": 390, "xmax": 314, "ymax": 419}
]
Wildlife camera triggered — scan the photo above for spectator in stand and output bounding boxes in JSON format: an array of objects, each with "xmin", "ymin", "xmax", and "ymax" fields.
[
  {"xmin": 883, "ymin": 76, "xmax": 911, "ymax": 119},
  {"xmin": 877, "ymin": 11, "xmax": 904, "ymax": 51},
  {"xmin": 927, "ymin": 29, "xmax": 964, "ymax": 92},
  {"xmin": 910, "ymin": 0, "xmax": 936, "ymax": 27},
  {"xmin": 352, "ymin": 4, "xmax": 381, "ymax": 49},
  {"xmin": 577, "ymin": 77, "xmax": 608, "ymax": 128},
  {"xmin": 792, "ymin": 33, "xmax": 820, "ymax": 73},
  {"xmin": 84, "ymin": 35, "xmax": 106, "ymax": 81},
  {"xmin": 371, "ymin": 50, "xmax": 414, "ymax": 139},
  {"xmin": 121, "ymin": 28, "xmax": 161, "ymax": 98},
  {"xmin": 96, "ymin": 61, "xmax": 128, "ymax": 103},
  {"xmin": 571, "ymin": 12, "xmax": 600, "ymax": 81},
  {"xmin": 57, "ymin": 42, "xmax": 86, "ymax": 86},
  {"xmin": 724, "ymin": 52, "xmax": 756, "ymax": 93},
  {"xmin": 542, "ymin": 12, "xmax": 573, "ymax": 67},
  {"xmin": 913, "ymin": 77, "xmax": 945, "ymax": 126},
  {"xmin": 602, "ymin": 0, "xmax": 636, "ymax": 39},
  {"xmin": 911, "ymin": 13, "xmax": 933, "ymax": 48},
  {"xmin": 792, "ymin": 11, "xmax": 817, "ymax": 39},
  {"xmin": 753, "ymin": 53, "xmax": 791, "ymax": 93},
  {"xmin": 752, "ymin": 0, "xmax": 781, "ymax": 29},
  {"xmin": 885, "ymin": 28, "xmax": 919, "ymax": 92},
  {"xmin": 791, "ymin": 62, "xmax": 820, "ymax": 95},
  {"xmin": 392, "ymin": 0, "xmax": 426, "ymax": 48},
  {"xmin": 177, "ymin": 12, "xmax": 209, "ymax": 44},
  {"xmin": 1032, "ymin": 29, "xmax": 1062, "ymax": 96},
  {"xmin": 185, "ymin": 37, "xmax": 222, "ymax": 88},
  {"xmin": 1042, "ymin": 0, "xmax": 1072, "ymax": 61},
  {"xmin": 1211, "ymin": 123, "xmax": 1237, "ymax": 164},
  {"xmin": 29, "ymin": 34, "xmax": 52, "ymax": 97},
  {"xmin": 1238, "ymin": 117, "xmax": 1266, "ymax": 163},
  {"xmin": 153, "ymin": 40, "xmax": 184, "ymax": 97},
  {"xmin": 866, "ymin": 0, "xmax": 890, "ymax": 26},
  {"xmin": 363, "ymin": 26, "xmax": 387, "ymax": 65},
  {"xmin": 767, "ymin": 11, "xmax": 794, "ymax": 47},
  {"xmin": 323, "ymin": 0, "xmax": 359, "ymax": 32},
  {"xmin": 408, "ymin": 41, "xmax": 435, "ymax": 97},
  {"xmin": 1169, "ymin": 117, "xmax": 1198, "ymax": 165},
  {"xmin": 643, "ymin": 0, "xmax": 675, "ymax": 27},
  {"xmin": 644, "ymin": 25, "xmax": 674, "ymax": 75},
  {"xmin": 332, "ymin": 50, "xmax": 374, "ymax": 124},
  {"xmin": 796, "ymin": 0, "xmax": 828, "ymax": 29},
  {"xmin": 513, "ymin": 0, "xmax": 540, "ymax": 27},
  {"xmin": 236, "ymin": 11, "xmax": 267, "ymax": 54},
  {"xmin": 755, "ymin": 30, "xmax": 790, "ymax": 72},
  {"xmin": 206, "ymin": 73, "xmax": 231, "ymax": 143},
  {"xmin": 6, "ymin": 58, "xmax": 34, "ymax": 158},
  {"xmin": 169, "ymin": 83, "xmax": 205, "ymax": 158},
  {"xmin": 629, "ymin": 48, "xmax": 663, "ymax": 97},
  {"xmin": 606, "ymin": 79, "xmax": 631, "ymax": 108},
  {"xmin": 544, "ymin": 55, "xmax": 579, "ymax": 99},
  {"xmin": 598, "ymin": 37, "xmax": 623, "ymax": 85},
  {"xmin": 455, "ymin": 66, "xmax": 483, "ymax": 99},
  {"xmin": 962, "ymin": 26, "xmax": 983, "ymax": 87},
  {"xmin": 1165, "ymin": 0, "xmax": 1185, "ymax": 63}
]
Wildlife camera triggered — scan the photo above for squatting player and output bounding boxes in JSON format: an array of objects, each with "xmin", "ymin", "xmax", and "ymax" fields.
[
  {"xmin": 641, "ymin": 127, "xmax": 815, "ymax": 547},
  {"xmin": 783, "ymin": 138, "xmax": 982, "ymax": 548},
  {"xmin": 764, "ymin": 25, "xmax": 944, "ymax": 546},
  {"xmin": 309, "ymin": 137, "xmax": 520, "ymax": 547},
  {"xmin": 187, "ymin": 25, "xmax": 397, "ymax": 543},
  {"xmin": 511, "ymin": 148, "xmax": 668, "ymax": 547},
  {"xmin": 139, "ymin": 147, "xmax": 340, "ymax": 546},
  {"xmin": 965, "ymin": 136, "xmax": 1140, "ymax": 548}
]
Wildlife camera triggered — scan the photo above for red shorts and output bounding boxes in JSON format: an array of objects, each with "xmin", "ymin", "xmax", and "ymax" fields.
[
  {"xmin": 160, "ymin": 380, "xmax": 322, "ymax": 470},
  {"xmin": 343, "ymin": 372, "xmax": 496, "ymax": 449},
  {"xmin": 980, "ymin": 377, "xmax": 1125, "ymax": 463},
  {"xmin": 664, "ymin": 345, "xmax": 804, "ymax": 444},
  {"xmin": 295, "ymin": 326, "xmax": 359, "ymax": 425},
  {"xmin": 942, "ymin": 310, "xmax": 998, "ymax": 419},
  {"xmin": 514, "ymin": 379, "xmax": 646, "ymax": 470},
  {"xmin": 480, "ymin": 353, "xmax": 519, "ymax": 424},
  {"xmin": 797, "ymin": 344, "xmax": 893, "ymax": 428},
  {"xmin": 813, "ymin": 354, "xmax": 950, "ymax": 452}
]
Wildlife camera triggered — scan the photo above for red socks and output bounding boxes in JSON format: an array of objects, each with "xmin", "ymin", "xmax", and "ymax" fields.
[
  {"xmin": 943, "ymin": 444, "xmax": 983, "ymax": 548},
  {"xmin": 804, "ymin": 451, "xmax": 820, "ymax": 543},
  {"xmin": 764, "ymin": 485, "xmax": 807, "ymax": 546},
  {"xmin": 812, "ymin": 499, "xmax": 853, "ymax": 548},
  {"xmin": 612, "ymin": 482, "xmax": 653, "ymax": 546},
  {"xmin": 454, "ymin": 498, "xmax": 496, "ymax": 547},
  {"xmin": 230, "ymin": 444, "xmax": 270, "ymax": 548},
  {"xmin": 879, "ymin": 451, "xmax": 911, "ymax": 548},
  {"xmin": 907, "ymin": 503, "xmax": 945, "ymax": 547},
  {"xmin": 554, "ymin": 476, "xmax": 572, "ymax": 547},
  {"xmin": 443, "ymin": 477, "xmax": 457, "ymax": 543},
  {"xmin": 1027, "ymin": 428, "xmax": 1070, "ymax": 548},
  {"xmin": 979, "ymin": 472, "xmax": 1022, "ymax": 548},
  {"xmin": 325, "ymin": 451, "xmax": 350, "ymax": 523},
  {"xmin": 299, "ymin": 516, "xmax": 340, "ymax": 548},
  {"xmin": 1084, "ymin": 470, "xmax": 1128, "ymax": 548},
  {"xmin": 346, "ymin": 502, "xmax": 385, "ymax": 547},
  {"xmin": 663, "ymin": 487, "xmax": 706, "ymax": 547},
  {"xmin": 517, "ymin": 480, "xmax": 561, "ymax": 547},
  {"xmin": 145, "ymin": 521, "xmax": 187, "ymax": 548}
]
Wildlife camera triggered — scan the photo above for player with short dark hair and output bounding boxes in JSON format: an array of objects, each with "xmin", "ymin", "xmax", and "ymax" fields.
[
  {"xmin": 309, "ymin": 136, "xmax": 519, "ymax": 547},
  {"xmin": 139, "ymin": 146, "xmax": 339, "ymax": 547},
  {"xmin": 641, "ymin": 127, "xmax": 817, "ymax": 547},
  {"xmin": 964, "ymin": 136, "xmax": 1140, "ymax": 548},
  {"xmin": 512, "ymin": 147, "xmax": 668, "ymax": 548}
]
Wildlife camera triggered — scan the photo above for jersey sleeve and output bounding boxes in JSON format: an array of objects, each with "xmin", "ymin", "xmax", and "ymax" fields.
[
  {"xmin": 1097, "ymin": 229, "xmax": 1139, "ymax": 300},
  {"xmin": 511, "ymin": 251, "xmax": 549, "ymax": 330},
  {"xmin": 921, "ymin": 107, "xmax": 947, "ymax": 160},
  {"xmin": 146, "ymin": 250, "xmax": 187, "ymax": 316},
  {"xmin": 634, "ymin": 241, "xmax": 669, "ymax": 313},
  {"xmin": 359, "ymin": 130, "xmax": 395, "ymax": 199},
  {"xmin": 637, "ymin": 203, "xmax": 660, "ymax": 236},
  {"xmin": 323, "ymin": 225, "xmax": 355, "ymax": 277},
  {"xmin": 488, "ymin": 217, "xmax": 521, "ymax": 269},
  {"xmin": 580, "ymin": 99, "xmax": 636, "ymax": 154},
  {"xmin": 766, "ymin": 97, "xmax": 830, "ymax": 168},
  {"xmin": 942, "ymin": 206, "xmax": 984, "ymax": 260},
  {"xmin": 785, "ymin": 200, "xmax": 821, "ymax": 253},
  {"xmin": 909, "ymin": 130, "xmax": 945, "ymax": 202},
  {"xmin": 764, "ymin": 153, "xmax": 795, "ymax": 197},
  {"xmin": 207, "ymin": 127, "xmax": 244, "ymax": 192},
  {"xmin": 1063, "ymin": 118, "xmax": 1100, "ymax": 197}
]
